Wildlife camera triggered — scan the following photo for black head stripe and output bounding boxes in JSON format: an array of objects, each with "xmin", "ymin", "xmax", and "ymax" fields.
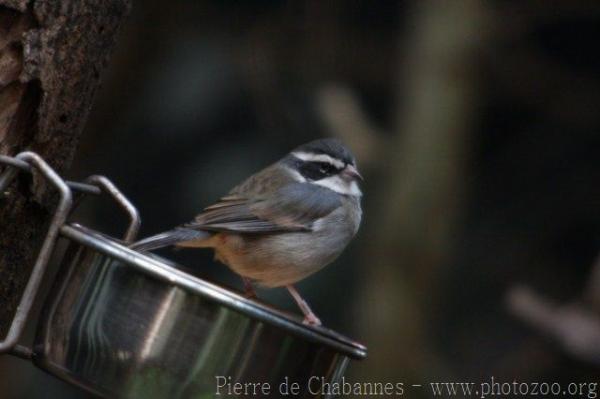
[
  {"xmin": 295, "ymin": 138, "xmax": 356, "ymax": 166},
  {"xmin": 299, "ymin": 160, "xmax": 342, "ymax": 181}
]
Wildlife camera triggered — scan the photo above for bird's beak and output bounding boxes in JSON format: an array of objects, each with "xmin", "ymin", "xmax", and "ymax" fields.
[{"xmin": 342, "ymin": 164, "xmax": 363, "ymax": 181}]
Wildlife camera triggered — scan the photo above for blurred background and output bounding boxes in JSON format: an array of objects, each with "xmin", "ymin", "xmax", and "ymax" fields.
[{"xmin": 2, "ymin": 1, "xmax": 600, "ymax": 397}]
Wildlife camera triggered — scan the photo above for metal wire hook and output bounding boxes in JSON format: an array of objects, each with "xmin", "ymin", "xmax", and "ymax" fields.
[
  {"xmin": 0, "ymin": 154, "xmax": 102, "ymax": 195},
  {"xmin": 83, "ymin": 175, "xmax": 141, "ymax": 243},
  {"xmin": 0, "ymin": 155, "xmax": 140, "ymax": 243},
  {"xmin": 0, "ymin": 151, "xmax": 73, "ymax": 354}
]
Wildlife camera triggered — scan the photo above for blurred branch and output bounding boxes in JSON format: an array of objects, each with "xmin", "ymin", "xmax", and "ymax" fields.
[
  {"xmin": 507, "ymin": 254, "xmax": 600, "ymax": 365},
  {"xmin": 355, "ymin": 0, "xmax": 487, "ymax": 381},
  {"xmin": 316, "ymin": 84, "xmax": 384, "ymax": 167}
]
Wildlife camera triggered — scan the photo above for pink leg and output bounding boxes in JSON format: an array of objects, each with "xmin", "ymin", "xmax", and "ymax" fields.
[
  {"xmin": 286, "ymin": 285, "xmax": 321, "ymax": 326},
  {"xmin": 242, "ymin": 277, "xmax": 257, "ymax": 299}
]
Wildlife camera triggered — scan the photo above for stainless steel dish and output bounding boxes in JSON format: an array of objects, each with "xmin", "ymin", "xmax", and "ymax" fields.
[
  {"xmin": 36, "ymin": 224, "xmax": 366, "ymax": 398},
  {"xmin": 0, "ymin": 152, "xmax": 367, "ymax": 399}
]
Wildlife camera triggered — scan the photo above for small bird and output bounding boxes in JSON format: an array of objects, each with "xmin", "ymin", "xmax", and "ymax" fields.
[{"xmin": 131, "ymin": 138, "xmax": 363, "ymax": 325}]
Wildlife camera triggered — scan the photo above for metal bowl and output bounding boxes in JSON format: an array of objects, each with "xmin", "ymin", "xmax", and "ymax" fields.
[{"xmin": 33, "ymin": 223, "xmax": 367, "ymax": 398}]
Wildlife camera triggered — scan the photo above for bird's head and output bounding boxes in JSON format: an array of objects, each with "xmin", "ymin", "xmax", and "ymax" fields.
[{"xmin": 286, "ymin": 138, "xmax": 363, "ymax": 197}]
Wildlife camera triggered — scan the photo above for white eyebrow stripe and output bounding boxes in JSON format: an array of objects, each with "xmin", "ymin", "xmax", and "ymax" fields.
[{"xmin": 292, "ymin": 151, "xmax": 345, "ymax": 169}]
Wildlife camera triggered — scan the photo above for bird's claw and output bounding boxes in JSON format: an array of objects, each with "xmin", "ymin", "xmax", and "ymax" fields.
[
  {"xmin": 242, "ymin": 277, "xmax": 258, "ymax": 299},
  {"xmin": 243, "ymin": 290, "xmax": 258, "ymax": 299},
  {"xmin": 302, "ymin": 313, "xmax": 322, "ymax": 326}
]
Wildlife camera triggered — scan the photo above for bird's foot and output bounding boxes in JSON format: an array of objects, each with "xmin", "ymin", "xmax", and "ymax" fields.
[
  {"xmin": 302, "ymin": 312, "xmax": 322, "ymax": 326},
  {"xmin": 242, "ymin": 277, "xmax": 258, "ymax": 299},
  {"xmin": 244, "ymin": 290, "xmax": 258, "ymax": 299},
  {"xmin": 286, "ymin": 285, "xmax": 322, "ymax": 327}
]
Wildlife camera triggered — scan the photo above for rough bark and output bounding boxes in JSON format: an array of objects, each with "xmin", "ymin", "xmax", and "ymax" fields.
[{"xmin": 0, "ymin": 0, "xmax": 130, "ymax": 336}]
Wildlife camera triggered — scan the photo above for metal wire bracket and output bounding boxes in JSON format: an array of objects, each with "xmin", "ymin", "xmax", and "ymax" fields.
[
  {"xmin": 81, "ymin": 175, "xmax": 141, "ymax": 243},
  {"xmin": 0, "ymin": 152, "xmax": 73, "ymax": 355},
  {"xmin": 0, "ymin": 152, "xmax": 141, "ymax": 356},
  {"xmin": 0, "ymin": 155, "xmax": 101, "ymax": 195}
]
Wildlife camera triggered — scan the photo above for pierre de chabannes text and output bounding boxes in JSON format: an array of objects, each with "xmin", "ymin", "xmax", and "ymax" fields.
[{"xmin": 215, "ymin": 375, "xmax": 599, "ymax": 398}]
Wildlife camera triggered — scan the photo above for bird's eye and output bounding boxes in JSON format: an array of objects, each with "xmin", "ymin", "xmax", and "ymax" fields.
[{"xmin": 318, "ymin": 162, "xmax": 336, "ymax": 175}]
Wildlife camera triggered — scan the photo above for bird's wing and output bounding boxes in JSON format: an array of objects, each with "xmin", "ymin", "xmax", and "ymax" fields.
[{"xmin": 184, "ymin": 183, "xmax": 341, "ymax": 234}]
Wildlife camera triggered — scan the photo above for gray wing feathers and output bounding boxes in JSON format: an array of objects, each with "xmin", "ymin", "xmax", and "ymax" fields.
[
  {"xmin": 185, "ymin": 183, "xmax": 341, "ymax": 234},
  {"xmin": 131, "ymin": 182, "xmax": 342, "ymax": 251},
  {"xmin": 185, "ymin": 200, "xmax": 308, "ymax": 233},
  {"xmin": 130, "ymin": 228, "xmax": 211, "ymax": 251}
]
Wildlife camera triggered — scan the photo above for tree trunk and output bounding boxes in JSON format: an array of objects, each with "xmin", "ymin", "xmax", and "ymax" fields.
[{"xmin": 0, "ymin": 0, "xmax": 130, "ymax": 336}]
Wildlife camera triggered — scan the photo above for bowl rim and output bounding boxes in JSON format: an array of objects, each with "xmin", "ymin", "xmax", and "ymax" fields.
[{"xmin": 59, "ymin": 223, "xmax": 367, "ymax": 360}]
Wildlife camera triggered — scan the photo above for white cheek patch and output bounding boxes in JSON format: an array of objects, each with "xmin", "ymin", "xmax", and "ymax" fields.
[
  {"xmin": 292, "ymin": 151, "xmax": 345, "ymax": 169},
  {"xmin": 285, "ymin": 166, "xmax": 307, "ymax": 183},
  {"xmin": 314, "ymin": 175, "xmax": 362, "ymax": 197}
]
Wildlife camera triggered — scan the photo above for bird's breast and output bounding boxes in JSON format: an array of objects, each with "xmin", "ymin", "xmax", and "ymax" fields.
[{"xmin": 214, "ymin": 199, "xmax": 361, "ymax": 288}]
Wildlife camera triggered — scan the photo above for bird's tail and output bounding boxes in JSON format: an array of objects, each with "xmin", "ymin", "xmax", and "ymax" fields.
[{"xmin": 129, "ymin": 228, "xmax": 211, "ymax": 252}]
